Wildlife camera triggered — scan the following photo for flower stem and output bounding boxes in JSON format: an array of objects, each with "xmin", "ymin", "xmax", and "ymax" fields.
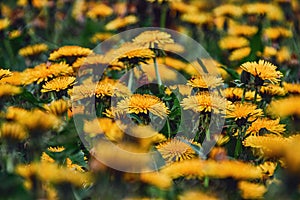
[
  {"xmin": 241, "ymin": 87, "xmax": 246, "ymax": 103},
  {"xmin": 254, "ymin": 87, "xmax": 259, "ymax": 104},
  {"xmin": 128, "ymin": 69, "xmax": 134, "ymax": 91},
  {"xmin": 160, "ymin": 3, "xmax": 168, "ymax": 28},
  {"xmin": 153, "ymin": 57, "xmax": 162, "ymax": 86}
]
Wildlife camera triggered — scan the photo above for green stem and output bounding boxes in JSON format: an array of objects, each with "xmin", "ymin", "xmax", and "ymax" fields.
[
  {"xmin": 204, "ymin": 176, "xmax": 209, "ymax": 188},
  {"xmin": 234, "ymin": 138, "xmax": 242, "ymax": 159},
  {"xmin": 166, "ymin": 118, "xmax": 171, "ymax": 138},
  {"xmin": 153, "ymin": 57, "xmax": 162, "ymax": 86},
  {"xmin": 3, "ymin": 39, "xmax": 15, "ymax": 67},
  {"xmin": 241, "ymin": 87, "xmax": 246, "ymax": 103},
  {"xmin": 128, "ymin": 69, "xmax": 134, "ymax": 91},
  {"xmin": 160, "ymin": 3, "xmax": 168, "ymax": 28}
]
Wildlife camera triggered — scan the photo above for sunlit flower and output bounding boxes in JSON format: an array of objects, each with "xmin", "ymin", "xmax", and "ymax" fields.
[
  {"xmin": 170, "ymin": 1, "xmax": 198, "ymax": 13},
  {"xmin": 18, "ymin": 43, "xmax": 48, "ymax": 57},
  {"xmin": 264, "ymin": 27, "xmax": 292, "ymax": 40},
  {"xmin": 16, "ymin": 162, "xmax": 92, "ymax": 187},
  {"xmin": 115, "ymin": 94, "xmax": 170, "ymax": 119},
  {"xmin": 276, "ymin": 46, "xmax": 291, "ymax": 63},
  {"xmin": 71, "ymin": 0, "xmax": 86, "ymax": 21},
  {"xmin": 159, "ymin": 43, "xmax": 185, "ymax": 53},
  {"xmin": 43, "ymin": 99, "xmax": 69, "ymax": 116},
  {"xmin": 246, "ymin": 118, "xmax": 285, "ymax": 136},
  {"xmin": 137, "ymin": 63, "xmax": 178, "ymax": 82},
  {"xmin": 226, "ymin": 102, "xmax": 263, "ymax": 123},
  {"xmin": 32, "ymin": 0, "xmax": 51, "ymax": 8},
  {"xmin": 6, "ymin": 107, "xmax": 61, "ymax": 131},
  {"xmin": 283, "ymin": 82, "xmax": 300, "ymax": 94},
  {"xmin": 228, "ymin": 24, "xmax": 258, "ymax": 36},
  {"xmin": 181, "ymin": 92, "xmax": 228, "ymax": 114},
  {"xmin": 0, "ymin": 84, "xmax": 21, "ymax": 98},
  {"xmin": 224, "ymin": 87, "xmax": 261, "ymax": 102},
  {"xmin": 90, "ymin": 32, "xmax": 113, "ymax": 43},
  {"xmin": 238, "ymin": 181, "xmax": 267, "ymax": 199},
  {"xmin": 258, "ymin": 161, "xmax": 277, "ymax": 177},
  {"xmin": 105, "ymin": 15, "xmax": 138, "ymax": 30},
  {"xmin": 66, "ymin": 158, "xmax": 84, "ymax": 172},
  {"xmin": 41, "ymin": 76, "xmax": 76, "ymax": 93},
  {"xmin": 48, "ymin": 146, "xmax": 65, "ymax": 152},
  {"xmin": 179, "ymin": 190, "xmax": 219, "ymax": 200},
  {"xmin": 187, "ymin": 74, "xmax": 223, "ymax": 89},
  {"xmin": 156, "ymin": 137, "xmax": 198, "ymax": 164},
  {"xmin": 24, "ymin": 62, "xmax": 73, "ymax": 84},
  {"xmin": 0, "ymin": 71, "xmax": 25, "ymax": 85},
  {"xmin": 86, "ymin": 3, "xmax": 113, "ymax": 19},
  {"xmin": 259, "ymin": 46, "xmax": 277, "ymax": 58},
  {"xmin": 0, "ymin": 18, "xmax": 10, "ymax": 31},
  {"xmin": 243, "ymin": 3, "xmax": 284, "ymax": 21},
  {"xmin": 83, "ymin": 118, "xmax": 124, "ymax": 141},
  {"xmin": 267, "ymin": 96, "xmax": 300, "ymax": 117},
  {"xmin": 0, "ymin": 69, "xmax": 12, "ymax": 80},
  {"xmin": 169, "ymin": 85, "xmax": 193, "ymax": 96},
  {"xmin": 229, "ymin": 47, "xmax": 251, "ymax": 61},
  {"xmin": 0, "ymin": 122, "xmax": 28, "ymax": 141},
  {"xmin": 140, "ymin": 172, "xmax": 172, "ymax": 189},
  {"xmin": 260, "ymin": 84, "xmax": 286, "ymax": 96},
  {"xmin": 240, "ymin": 60, "xmax": 283, "ymax": 85},
  {"xmin": 161, "ymin": 159, "xmax": 262, "ymax": 180},
  {"xmin": 133, "ymin": 30, "xmax": 174, "ymax": 49},
  {"xmin": 49, "ymin": 46, "xmax": 93, "ymax": 61},
  {"xmin": 213, "ymin": 4, "xmax": 243, "ymax": 17},
  {"xmin": 181, "ymin": 12, "xmax": 213, "ymax": 25},
  {"xmin": 117, "ymin": 47, "xmax": 155, "ymax": 62},
  {"xmin": 219, "ymin": 36, "xmax": 249, "ymax": 50},
  {"xmin": 41, "ymin": 152, "xmax": 55, "ymax": 163},
  {"xmin": 9, "ymin": 30, "xmax": 22, "ymax": 39},
  {"xmin": 243, "ymin": 135, "xmax": 288, "ymax": 157}
]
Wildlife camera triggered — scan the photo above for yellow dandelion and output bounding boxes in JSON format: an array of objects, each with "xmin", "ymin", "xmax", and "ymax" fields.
[
  {"xmin": 18, "ymin": 43, "xmax": 48, "ymax": 57},
  {"xmin": 260, "ymin": 84, "xmax": 286, "ymax": 96},
  {"xmin": 24, "ymin": 62, "xmax": 73, "ymax": 84},
  {"xmin": 105, "ymin": 15, "xmax": 138, "ymax": 30},
  {"xmin": 169, "ymin": 85, "xmax": 193, "ymax": 96},
  {"xmin": 41, "ymin": 76, "xmax": 76, "ymax": 93},
  {"xmin": 95, "ymin": 79, "xmax": 130, "ymax": 98},
  {"xmin": 260, "ymin": 46, "xmax": 277, "ymax": 58},
  {"xmin": 224, "ymin": 87, "xmax": 261, "ymax": 102},
  {"xmin": 137, "ymin": 63, "xmax": 178, "ymax": 82},
  {"xmin": 118, "ymin": 48, "xmax": 155, "ymax": 62},
  {"xmin": 0, "ymin": 69, "xmax": 12, "ymax": 80},
  {"xmin": 243, "ymin": 135, "xmax": 288, "ymax": 157},
  {"xmin": 229, "ymin": 47, "xmax": 251, "ymax": 61},
  {"xmin": 66, "ymin": 158, "xmax": 84, "ymax": 172},
  {"xmin": 6, "ymin": 107, "xmax": 61, "ymax": 131},
  {"xmin": 243, "ymin": 3, "xmax": 284, "ymax": 21},
  {"xmin": 0, "ymin": 84, "xmax": 21, "ymax": 98},
  {"xmin": 86, "ymin": 3, "xmax": 113, "ymax": 19},
  {"xmin": 181, "ymin": 92, "xmax": 228, "ymax": 114},
  {"xmin": 267, "ymin": 96, "xmax": 300, "ymax": 117},
  {"xmin": 0, "ymin": 18, "xmax": 10, "ymax": 30},
  {"xmin": 219, "ymin": 36, "xmax": 249, "ymax": 50},
  {"xmin": 264, "ymin": 27, "xmax": 292, "ymax": 40},
  {"xmin": 258, "ymin": 161, "xmax": 277, "ymax": 177},
  {"xmin": 69, "ymin": 83, "xmax": 95, "ymax": 101},
  {"xmin": 187, "ymin": 74, "xmax": 223, "ymax": 89},
  {"xmin": 246, "ymin": 118, "xmax": 285, "ymax": 136},
  {"xmin": 48, "ymin": 146, "xmax": 65, "ymax": 152},
  {"xmin": 90, "ymin": 32, "xmax": 113, "ymax": 43},
  {"xmin": 170, "ymin": 1, "xmax": 198, "ymax": 13},
  {"xmin": 156, "ymin": 137, "xmax": 198, "ymax": 164},
  {"xmin": 159, "ymin": 43, "xmax": 185, "ymax": 53},
  {"xmin": 32, "ymin": 0, "xmax": 50, "ymax": 8},
  {"xmin": 83, "ymin": 118, "xmax": 124, "ymax": 141},
  {"xmin": 0, "ymin": 122, "xmax": 28, "ymax": 141},
  {"xmin": 276, "ymin": 46, "xmax": 290, "ymax": 63},
  {"xmin": 41, "ymin": 152, "xmax": 55, "ymax": 163},
  {"xmin": 132, "ymin": 30, "xmax": 174, "ymax": 48},
  {"xmin": 228, "ymin": 24, "xmax": 258, "ymax": 37},
  {"xmin": 71, "ymin": 0, "xmax": 86, "ymax": 21},
  {"xmin": 49, "ymin": 46, "xmax": 93, "ymax": 61},
  {"xmin": 238, "ymin": 181, "xmax": 267, "ymax": 199},
  {"xmin": 115, "ymin": 94, "xmax": 170, "ymax": 119},
  {"xmin": 43, "ymin": 99, "xmax": 69, "ymax": 116},
  {"xmin": 9, "ymin": 30, "xmax": 22, "ymax": 39},
  {"xmin": 159, "ymin": 57, "xmax": 187, "ymax": 71},
  {"xmin": 240, "ymin": 60, "xmax": 283, "ymax": 85},
  {"xmin": 140, "ymin": 172, "xmax": 172, "ymax": 189},
  {"xmin": 226, "ymin": 102, "xmax": 263, "ymax": 121},
  {"xmin": 283, "ymin": 82, "xmax": 300, "ymax": 94},
  {"xmin": 179, "ymin": 190, "xmax": 219, "ymax": 200},
  {"xmin": 181, "ymin": 12, "xmax": 213, "ymax": 25},
  {"xmin": 213, "ymin": 4, "xmax": 243, "ymax": 17},
  {"xmin": 214, "ymin": 16, "xmax": 237, "ymax": 31},
  {"xmin": 0, "ymin": 71, "xmax": 25, "ymax": 86},
  {"xmin": 16, "ymin": 162, "xmax": 93, "ymax": 187}
]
